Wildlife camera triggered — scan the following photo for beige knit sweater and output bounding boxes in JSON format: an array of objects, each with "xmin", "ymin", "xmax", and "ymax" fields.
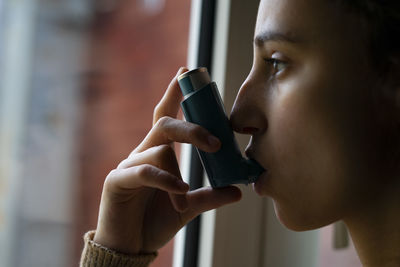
[{"xmin": 80, "ymin": 231, "xmax": 158, "ymax": 267}]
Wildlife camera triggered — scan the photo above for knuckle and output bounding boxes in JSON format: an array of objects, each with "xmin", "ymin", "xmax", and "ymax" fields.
[
  {"xmin": 157, "ymin": 144, "xmax": 174, "ymax": 155},
  {"xmin": 117, "ymin": 159, "xmax": 128, "ymax": 169},
  {"xmin": 153, "ymin": 102, "xmax": 162, "ymax": 117},
  {"xmin": 104, "ymin": 169, "xmax": 119, "ymax": 186},
  {"xmin": 136, "ymin": 164, "xmax": 154, "ymax": 177},
  {"xmin": 153, "ymin": 102, "xmax": 165, "ymax": 121},
  {"xmin": 155, "ymin": 116, "xmax": 172, "ymax": 128},
  {"xmin": 106, "ymin": 169, "xmax": 118, "ymax": 179}
]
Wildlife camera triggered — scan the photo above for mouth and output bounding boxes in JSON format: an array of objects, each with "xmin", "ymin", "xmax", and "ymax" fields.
[
  {"xmin": 253, "ymin": 171, "xmax": 269, "ymax": 195},
  {"xmin": 245, "ymin": 147, "xmax": 269, "ymax": 195}
]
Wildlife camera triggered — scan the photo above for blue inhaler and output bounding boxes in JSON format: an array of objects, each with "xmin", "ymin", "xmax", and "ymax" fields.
[{"xmin": 178, "ymin": 67, "xmax": 265, "ymax": 188}]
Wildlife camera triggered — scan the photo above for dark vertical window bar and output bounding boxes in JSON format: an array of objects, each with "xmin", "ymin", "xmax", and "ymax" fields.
[{"xmin": 183, "ymin": 0, "xmax": 216, "ymax": 267}]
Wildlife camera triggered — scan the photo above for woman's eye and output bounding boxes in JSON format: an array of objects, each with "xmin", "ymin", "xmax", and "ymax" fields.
[{"xmin": 265, "ymin": 58, "xmax": 288, "ymax": 76}]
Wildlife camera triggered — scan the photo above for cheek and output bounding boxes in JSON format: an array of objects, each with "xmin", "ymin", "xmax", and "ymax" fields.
[
  {"xmin": 263, "ymin": 81, "xmax": 369, "ymax": 229},
  {"xmin": 254, "ymin": 53, "xmax": 392, "ymax": 230},
  {"xmin": 270, "ymin": 89, "xmax": 347, "ymax": 189}
]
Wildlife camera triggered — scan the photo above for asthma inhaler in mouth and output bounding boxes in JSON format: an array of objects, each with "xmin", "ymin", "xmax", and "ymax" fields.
[{"xmin": 178, "ymin": 67, "xmax": 264, "ymax": 188}]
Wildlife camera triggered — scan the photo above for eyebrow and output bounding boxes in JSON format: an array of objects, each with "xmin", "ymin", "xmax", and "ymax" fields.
[{"xmin": 254, "ymin": 31, "xmax": 303, "ymax": 47}]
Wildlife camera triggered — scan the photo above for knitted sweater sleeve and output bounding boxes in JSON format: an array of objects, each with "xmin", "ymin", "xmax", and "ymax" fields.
[{"xmin": 80, "ymin": 231, "xmax": 158, "ymax": 267}]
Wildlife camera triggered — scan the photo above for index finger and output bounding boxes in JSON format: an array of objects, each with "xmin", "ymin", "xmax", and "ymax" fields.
[{"xmin": 152, "ymin": 67, "xmax": 188, "ymax": 125}]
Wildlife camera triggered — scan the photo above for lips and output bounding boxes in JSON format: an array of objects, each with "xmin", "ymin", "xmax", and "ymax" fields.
[
  {"xmin": 245, "ymin": 146, "xmax": 269, "ymax": 195},
  {"xmin": 253, "ymin": 171, "xmax": 269, "ymax": 195}
]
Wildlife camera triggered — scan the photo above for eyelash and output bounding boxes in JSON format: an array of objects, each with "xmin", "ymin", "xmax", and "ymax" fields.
[{"xmin": 264, "ymin": 58, "xmax": 288, "ymax": 77}]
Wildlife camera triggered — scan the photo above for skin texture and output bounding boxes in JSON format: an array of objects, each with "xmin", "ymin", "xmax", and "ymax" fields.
[
  {"xmin": 92, "ymin": 0, "xmax": 399, "ymax": 266},
  {"xmin": 230, "ymin": 0, "xmax": 400, "ymax": 266}
]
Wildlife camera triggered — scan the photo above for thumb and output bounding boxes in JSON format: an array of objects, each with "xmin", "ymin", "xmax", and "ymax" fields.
[{"xmin": 181, "ymin": 186, "xmax": 242, "ymax": 223}]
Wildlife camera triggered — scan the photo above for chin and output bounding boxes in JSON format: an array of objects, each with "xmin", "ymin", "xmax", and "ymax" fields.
[{"xmin": 273, "ymin": 200, "xmax": 336, "ymax": 232}]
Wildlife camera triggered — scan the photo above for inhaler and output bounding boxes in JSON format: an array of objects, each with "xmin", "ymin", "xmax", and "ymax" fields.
[{"xmin": 178, "ymin": 67, "xmax": 265, "ymax": 188}]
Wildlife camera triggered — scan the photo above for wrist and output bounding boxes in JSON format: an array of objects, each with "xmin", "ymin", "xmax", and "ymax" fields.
[
  {"xmin": 93, "ymin": 229, "xmax": 143, "ymax": 255},
  {"xmin": 82, "ymin": 231, "xmax": 158, "ymax": 266}
]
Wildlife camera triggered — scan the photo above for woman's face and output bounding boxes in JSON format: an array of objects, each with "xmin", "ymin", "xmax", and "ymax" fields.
[{"xmin": 230, "ymin": 0, "xmax": 398, "ymax": 230}]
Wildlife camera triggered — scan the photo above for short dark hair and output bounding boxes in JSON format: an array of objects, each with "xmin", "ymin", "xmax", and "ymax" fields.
[{"xmin": 337, "ymin": 1, "xmax": 400, "ymax": 72}]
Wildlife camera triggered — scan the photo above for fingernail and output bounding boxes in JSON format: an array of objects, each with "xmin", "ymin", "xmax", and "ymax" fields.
[
  {"xmin": 177, "ymin": 67, "xmax": 187, "ymax": 75},
  {"xmin": 207, "ymin": 135, "xmax": 220, "ymax": 147}
]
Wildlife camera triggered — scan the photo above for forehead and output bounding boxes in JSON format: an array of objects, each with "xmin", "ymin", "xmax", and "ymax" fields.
[
  {"xmin": 255, "ymin": 0, "xmax": 354, "ymax": 43},
  {"xmin": 254, "ymin": 0, "xmax": 372, "ymax": 61}
]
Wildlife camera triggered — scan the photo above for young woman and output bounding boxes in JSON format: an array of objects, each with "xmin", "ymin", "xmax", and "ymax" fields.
[{"xmin": 80, "ymin": 0, "xmax": 400, "ymax": 266}]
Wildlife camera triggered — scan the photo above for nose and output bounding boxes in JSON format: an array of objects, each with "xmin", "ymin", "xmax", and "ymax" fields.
[{"xmin": 230, "ymin": 74, "xmax": 268, "ymax": 135}]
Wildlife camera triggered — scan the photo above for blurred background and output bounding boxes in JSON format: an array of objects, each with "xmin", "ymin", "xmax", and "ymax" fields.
[{"xmin": 0, "ymin": 0, "xmax": 189, "ymax": 266}]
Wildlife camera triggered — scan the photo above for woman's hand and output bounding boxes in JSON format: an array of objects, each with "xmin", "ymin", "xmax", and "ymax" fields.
[{"xmin": 93, "ymin": 67, "xmax": 242, "ymax": 255}]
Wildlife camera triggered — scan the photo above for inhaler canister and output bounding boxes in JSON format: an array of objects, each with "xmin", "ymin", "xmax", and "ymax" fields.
[
  {"xmin": 178, "ymin": 67, "xmax": 265, "ymax": 188},
  {"xmin": 178, "ymin": 67, "xmax": 211, "ymax": 95}
]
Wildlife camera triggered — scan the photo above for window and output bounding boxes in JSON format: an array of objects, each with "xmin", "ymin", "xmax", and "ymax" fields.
[{"xmin": 0, "ymin": 0, "xmax": 190, "ymax": 266}]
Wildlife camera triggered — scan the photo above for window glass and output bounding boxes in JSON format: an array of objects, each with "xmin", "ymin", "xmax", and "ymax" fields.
[{"xmin": 0, "ymin": 0, "xmax": 190, "ymax": 266}]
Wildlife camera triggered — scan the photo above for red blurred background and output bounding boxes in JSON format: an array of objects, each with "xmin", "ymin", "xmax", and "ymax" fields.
[{"xmin": 76, "ymin": 0, "xmax": 190, "ymax": 265}]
